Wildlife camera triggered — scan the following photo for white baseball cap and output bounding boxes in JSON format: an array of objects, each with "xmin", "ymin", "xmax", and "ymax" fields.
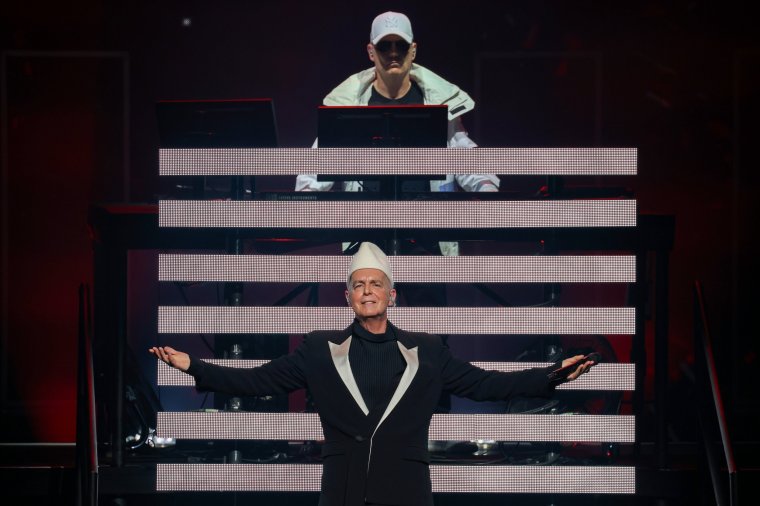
[
  {"xmin": 370, "ymin": 11, "xmax": 414, "ymax": 45},
  {"xmin": 348, "ymin": 242, "xmax": 393, "ymax": 285}
]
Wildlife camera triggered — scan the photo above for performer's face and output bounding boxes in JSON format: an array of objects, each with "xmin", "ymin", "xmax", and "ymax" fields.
[
  {"xmin": 346, "ymin": 268, "xmax": 396, "ymax": 320},
  {"xmin": 368, "ymin": 35, "xmax": 416, "ymax": 79}
]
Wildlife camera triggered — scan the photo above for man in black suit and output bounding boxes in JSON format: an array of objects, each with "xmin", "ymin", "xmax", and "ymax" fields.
[{"xmin": 150, "ymin": 242, "xmax": 593, "ymax": 506}]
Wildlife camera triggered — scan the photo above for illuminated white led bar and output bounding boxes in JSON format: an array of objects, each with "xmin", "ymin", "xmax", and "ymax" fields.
[
  {"xmin": 156, "ymin": 463, "xmax": 635, "ymax": 494},
  {"xmin": 158, "ymin": 360, "xmax": 634, "ymax": 390},
  {"xmin": 158, "ymin": 254, "xmax": 636, "ymax": 283},
  {"xmin": 157, "ymin": 412, "xmax": 634, "ymax": 442},
  {"xmin": 158, "ymin": 306, "xmax": 635, "ymax": 335},
  {"xmin": 158, "ymin": 147, "xmax": 637, "ymax": 176},
  {"xmin": 158, "ymin": 200, "xmax": 637, "ymax": 229},
  {"xmin": 430, "ymin": 466, "xmax": 635, "ymax": 494}
]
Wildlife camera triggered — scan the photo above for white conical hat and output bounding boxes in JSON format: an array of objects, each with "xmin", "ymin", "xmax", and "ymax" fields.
[{"xmin": 348, "ymin": 242, "xmax": 393, "ymax": 285}]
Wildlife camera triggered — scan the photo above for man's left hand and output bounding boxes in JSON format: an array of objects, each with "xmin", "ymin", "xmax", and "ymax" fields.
[{"xmin": 561, "ymin": 354, "xmax": 595, "ymax": 381}]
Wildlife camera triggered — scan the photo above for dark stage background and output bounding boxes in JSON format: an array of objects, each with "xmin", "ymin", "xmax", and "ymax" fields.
[{"xmin": 1, "ymin": 0, "xmax": 757, "ymax": 468}]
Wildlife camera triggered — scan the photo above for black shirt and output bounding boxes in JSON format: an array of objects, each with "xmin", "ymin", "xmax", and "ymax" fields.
[
  {"xmin": 368, "ymin": 81, "xmax": 424, "ymax": 106},
  {"xmin": 348, "ymin": 320, "xmax": 406, "ymax": 413}
]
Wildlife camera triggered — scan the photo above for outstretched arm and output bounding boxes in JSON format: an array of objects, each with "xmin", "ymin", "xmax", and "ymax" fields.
[
  {"xmin": 149, "ymin": 341, "xmax": 308, "ymax": 397},
  {"xmin": 442, "ymin": 349, "xmax": 596, "ymax": 402},
  {"xmin": 149, "ymin": 346, "xmax": 190, "ymax": 372}
]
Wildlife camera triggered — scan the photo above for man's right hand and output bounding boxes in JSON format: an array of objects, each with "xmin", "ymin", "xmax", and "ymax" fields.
[{"xmin": 149, "ymin": 346, "xmax": 190, "ymax": 372}]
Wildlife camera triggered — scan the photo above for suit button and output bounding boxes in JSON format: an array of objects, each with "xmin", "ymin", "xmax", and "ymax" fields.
[{"xmin": 355, "ymin": 435, "xmax": 365, "ymax": 442}]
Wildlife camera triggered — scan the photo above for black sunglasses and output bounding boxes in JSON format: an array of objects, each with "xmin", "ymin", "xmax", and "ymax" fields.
[{"xmin": 374, "ymin": 40, "xmax": 411, "ymax": 54}]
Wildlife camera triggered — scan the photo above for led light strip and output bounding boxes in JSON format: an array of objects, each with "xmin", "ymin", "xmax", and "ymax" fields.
[
  {"xmin": 158, "ymin": 200, "xmax": 637, "ymax": 229},
  {"xmin": 158, "ymin": 360, "xmax": 634, "ymax": 390},
  {"xmin": 158, "ymin": 306, "xmax": 635, "ymax": 335},
  {"xmin": 158, "ymin": 147, "xmax": 637, "ymax": 176},
  {"xmin": 158, "ymin": 254, "xmax": 636, "ymax": 283},
  {"xmin": 156, "ymin": 463, "xmax": 636, "ymax": 493},
  {"xmin": 156, "ymin": 412, "xmax": 634, "ymax": 442},
  {"xmin": 431, "ymin": 465, "xmax": 635, "ymax": 494}
]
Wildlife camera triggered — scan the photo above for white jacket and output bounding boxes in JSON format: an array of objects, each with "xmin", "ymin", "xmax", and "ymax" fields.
[{"xmin": 295, "ymin": 64, "xmax": 499, "ymax": 194}]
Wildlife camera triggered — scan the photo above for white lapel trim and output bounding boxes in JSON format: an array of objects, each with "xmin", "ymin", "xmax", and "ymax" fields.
[
  {"xmin": 374, "ymin": 342, "xmax": 419, "ymax": 432},
  {"xmin": 328, "ymin": 337, "xmax": 369, "ymax": 416}
]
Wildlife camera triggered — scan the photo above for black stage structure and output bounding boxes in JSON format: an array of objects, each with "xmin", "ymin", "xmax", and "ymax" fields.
[{"xmin": 79, "ymin": 143, "xmax": 732, "ymax": 505}]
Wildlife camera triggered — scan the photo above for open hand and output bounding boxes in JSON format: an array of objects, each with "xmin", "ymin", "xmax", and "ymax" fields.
[
  {"xmin": 149, "ymin": 346, "xmax": 190, "ymax": 372},
  {"xmin": 561, "ymin": 354, "xmax": 596, "ymax": 381}
]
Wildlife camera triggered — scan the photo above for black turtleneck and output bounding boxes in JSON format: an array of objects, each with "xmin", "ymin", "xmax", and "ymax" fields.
[{"xmin": 349, "ymin": 320, "xmax": 406, "ymax": 413}]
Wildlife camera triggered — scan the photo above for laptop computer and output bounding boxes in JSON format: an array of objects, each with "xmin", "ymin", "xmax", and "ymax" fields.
[{"xmin": 318, "ymin": 104, "xmax": 447, "ymax": 148}]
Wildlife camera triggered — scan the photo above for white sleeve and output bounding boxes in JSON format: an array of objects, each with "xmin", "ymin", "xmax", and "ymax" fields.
[
  {"xmin": 295, "ymin": 174, "xmax": 335, "ymax": 191},
  {"xmin": 447, "ymin": 118, "xmax": 500, "ymax": 192},
  {"xmin": 295, "ymin": 138, "xmax": 335, "ymax": 191}
]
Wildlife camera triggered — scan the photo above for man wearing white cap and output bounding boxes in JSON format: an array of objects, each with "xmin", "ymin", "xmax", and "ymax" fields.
[
  {"xmin": 296, "ymin": 12, "xmax": 500, "ymax": 251},
  {"xmin": 150, "ymin": 242, "xmax": 592, "ymax": 506}
]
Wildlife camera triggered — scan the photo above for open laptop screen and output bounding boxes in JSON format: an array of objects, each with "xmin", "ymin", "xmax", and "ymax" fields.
[{"xmin": 318, "ymin": 105, "xmax": 447, "ymax": 148}]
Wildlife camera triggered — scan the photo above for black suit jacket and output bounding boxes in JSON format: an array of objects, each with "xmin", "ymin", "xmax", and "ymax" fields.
[{"xmin": 187, "ymin": 322, "xmax": 555, "ymax": 506}]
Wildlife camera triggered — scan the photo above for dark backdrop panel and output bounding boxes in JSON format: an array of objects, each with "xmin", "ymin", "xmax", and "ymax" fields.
[
  {"xmin": 1, "ymin": 53, "xmax": 126, "ymax": 441},
  {"xmin": 474, "ymin": 53, "xmax": 600, "ymax": 147},
  {"xmin": 733, "ymin": 50, "xmax": 760, "ymax": 414}
]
